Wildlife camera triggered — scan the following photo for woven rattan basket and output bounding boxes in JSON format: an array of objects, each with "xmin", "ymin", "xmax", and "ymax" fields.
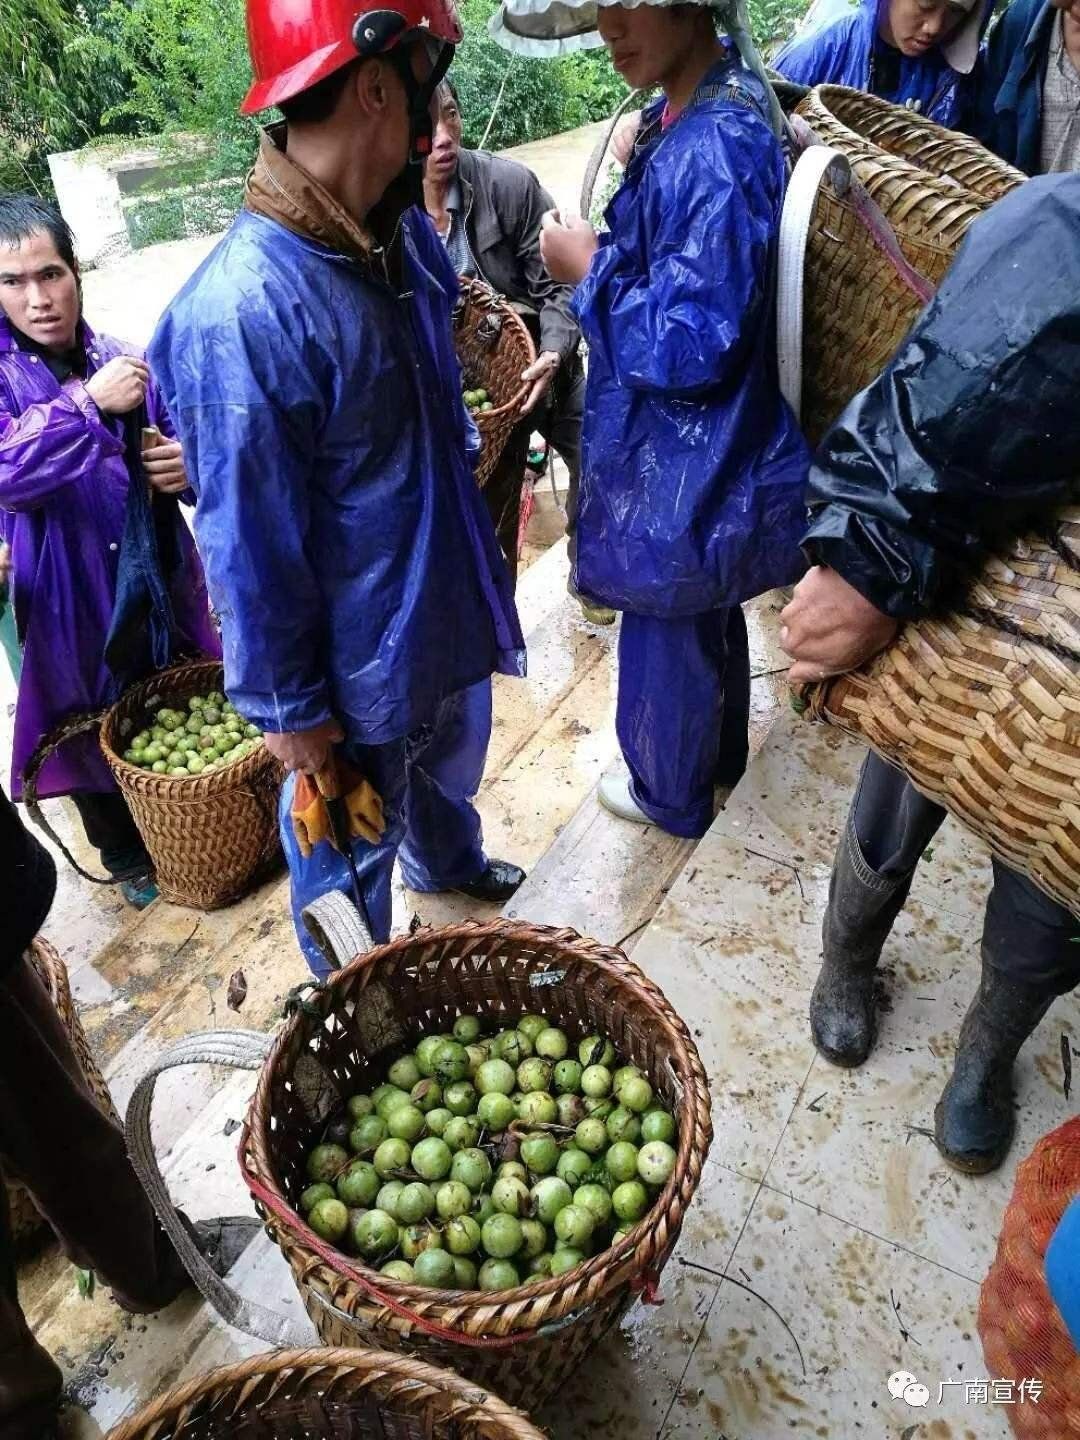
[
  {"xmin": 801, "ymin": 512, "xmax": 1080, "ymax": 919},
  {"xmin": 453, "ymin": 280, "xmax": 536, "ymax": 489},
  {"xmin": 7, "ymin": 938, "xmax": 118, "ymax": 1250},
  {"xmin": 104, "ymin": 1347, "xmax": 547, "ymax": 1440},
  {"xmin": 99, "ymin": 660, "xmax": 283, "ymax": 910},
  {"xmin": 239, "ymin": 919, "xmax": 711, "ymax": 1409}
]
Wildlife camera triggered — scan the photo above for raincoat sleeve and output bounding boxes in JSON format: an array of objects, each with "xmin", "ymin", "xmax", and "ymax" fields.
[
  {"xmin": 154, "ymin": 315, "xmax": 334, "ymax": 735},
  {"xmin": 572, "ymin": 114, "xmax": 780, "ymax": 398},
  {"xmin": 773, "ymin": 17, "xmax": 853, "ymax": 87},
  {"xmin": 0, "ymin": 380, "xmax": 124, "ymax": 513},
  {"xmin": 803, "ymin": 175, "xmax": 1080, "ymax": 619}
]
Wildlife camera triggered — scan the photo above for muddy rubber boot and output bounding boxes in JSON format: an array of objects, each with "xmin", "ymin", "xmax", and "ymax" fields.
[
  {"xmin": 934, "ymin": 959, "xmax": 1056, "ymax": 1175},
  {"xmin": 810, "ymin": 821, "xmax": 917, "ymax": 1068}
]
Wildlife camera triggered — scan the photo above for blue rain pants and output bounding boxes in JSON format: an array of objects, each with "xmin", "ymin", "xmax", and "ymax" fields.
[
  {"xmin": 617, "ymin": 608, "xmax": 751, "ymax": 840},
  {"xmin": 282, "ymin": 681, "xmax": 492, "ymax": 978}
]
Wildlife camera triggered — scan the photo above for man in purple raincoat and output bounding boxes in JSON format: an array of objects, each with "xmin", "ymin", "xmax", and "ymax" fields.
[{"xmin": 0, "ymin": 197, "xmax": 218, "ymax": 907}]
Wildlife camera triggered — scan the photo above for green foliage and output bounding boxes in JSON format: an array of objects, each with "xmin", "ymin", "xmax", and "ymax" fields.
[{"xmin": 749, "ymin": 0, "xmax": 812, "ymax": 51}]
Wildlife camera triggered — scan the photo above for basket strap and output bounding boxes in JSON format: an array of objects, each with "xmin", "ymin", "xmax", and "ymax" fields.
[{"xmin": 125, "ymin": 1030, "xmax": 314, "ymax": 1348}]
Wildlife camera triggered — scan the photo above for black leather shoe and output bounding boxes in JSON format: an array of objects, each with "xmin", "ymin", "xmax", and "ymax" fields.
[{"xmin": 453, "ymin": 860, "xmax": 526, "ymax": 904}]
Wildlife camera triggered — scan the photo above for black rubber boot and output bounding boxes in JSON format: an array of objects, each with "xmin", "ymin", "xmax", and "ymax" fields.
[
  {"xmin": 934, "ymin": 958, "xmax": 1056, "ymax": 1175},
  {"xmin": 452, "ymin": 860, "xmax": 526, "ymax": 904},
  {"xmin": 810, "ymin": 820, "xmax": 916, "ymax": 1068}
]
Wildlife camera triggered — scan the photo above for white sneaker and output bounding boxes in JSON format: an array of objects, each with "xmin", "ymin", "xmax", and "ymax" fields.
[{"xmin": 598, "ymin": 769, "xmax": 652, "ymax": 826}]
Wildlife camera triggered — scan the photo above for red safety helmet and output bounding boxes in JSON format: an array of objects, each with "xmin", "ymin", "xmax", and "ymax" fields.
[{"xmin": 241, "ymin": 0, "xmax": 463, "ymax": 116}]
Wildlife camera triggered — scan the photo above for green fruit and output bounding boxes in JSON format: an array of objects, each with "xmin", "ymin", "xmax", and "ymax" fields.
[
  {"xmin": 376, "ymin": 1181, "xmax": 405, "ymax": 1219},
  {"xmin": 424, "ymin": 1107, "xmax": 453, "ymax": 1137},
  {"xmin": 641, "ymin": 1109, "xmax": 677, "ymax": 1145},
  {"xmin": 611, "ymin": 1180, "xmax": 650, "ymax": 1225},
  {"xmin": 574, "ymin": 1119, "xmax": 607, "ymax": 1156},
  {"xmin": 613, "ymin": 1065, "xmax": 643, "ymax": 1091},
  {"xmin": 581, "ymin": 1065, "xmax": 612, "ymax": 1099},
  {"xmin": 388, "ymin": 1055, "xmax": 421, "ymax": 1090},
  {"xmin": 450, "ymin": 1148, "xmax": 492, "ymax": 1193},
  {"xmin": 520, "ymin": 1134, "xmax": 559, "ymax": 1176},
  {"xmin": 411, "ymin": 1137, "xmax": 453, "ymax": 1181},
  {"xmin": 307, "ymin": 1143, "xmax": 349, "ymax": 1184},
  {"xmin": 380, "ymin": 1259, "xmax": 415, "ymax": 1282},
  {"xmin": 584, "ymin": 1097, "xmax": 615, "ymax": 1120},
  {"xmin": 477, "ymin": 1092, "xmax": 515, "ymax": 1131},
  {"xmin": 494, "ymin": 1031, "xmax": 531, "ymax": 1068},
  {"xmin": 532, "ymin": 1176, "xmax": 573, "ymax": 1224},
  {"xmin": 443, "ymin": 1081, "xmax": 478, "ymax": 1117},
  {"xmin": 550, "ymin": 1248, "xmax": 584, "ymax": 1276},
  {"xmin": 415, "ymin": 1035, "xmax": 448, "ymax": 1077},
  {"xmin": 528, "ymin": 1253, "xmax": 554, "ymax": 1278},
  {"xmin": 637, "ymin": 1141, "xmax": 677, "ymax": 1187},
  {"xmin": 476, "ymin": 1059, "xmax": 516, "ymax": 1096},
  {"xmin": 300, "ymin": 1182, "xmax": 335, "ymax": 1214},
  {"xmin": 374, "ymin": 1086, "xmax": 412, "ymax": 1120},
  {"xmin": 336, "ymin": 1160, "xmax": 380, "ymax": 1208},
  {"xmin": 535, "ymin": 1027, "xmax": 569, "ymax": 1061},
  {"xmin": 185, "ymin": 714, "xmax": 203, "ymax": 734},
  {"xmin": 517, "ymin": 1058, "xmax": 553, "ymax": 1094},
  {"xmin": 352, "ymin": 1209, "xmax": 399, "ymax": 1259},
  {"xmin": 465, "ymin": 1044, "xmax": 489, "ymax": 1076},
  {"xmin": 387, "ymin": 1104, "xmax": 426, "ymax": 1143},
  {"xmin": 498, "ymin": 1161, "xmax": 527, "ymax": 1183},
  {"xmin": 617, "ymin": 1076, "xmax": 653, "ymax": 1114},
  {"xmin": 516, "ymin": 1015, "xmax": 548, "ymax": 1043},
  {"xmin": 244, "ymin": 724, "xmax": 261, "ymax": 740},
  {"xmin": 479, "ymin": 1258, "xmax": 519, "ymax": 1291},
  {"xmin": 349, "ymin": 1116, "xmax": 388, "ymax": 1153},
  {"xmin": 554, "ymin": 1203, "xmax": 594, "ymax": 1250},
  {"xmin": 612, "ymin": 1229, "xmax": 629, "ymax": 1246},
  {"xmin": 187, "ymin": 696, "xmax": 205, "ymax": 712},
  {"xmin": 518, "ymin": 1092, "xmax": 557, "ymax": 1127},
  {"xmin": 605, "ymin": 1141, "xmax": 640, "ymax": 1185},
  {"xmin": 553, "ymin": 1060, "xmax": 583, "ymax": 1094},
  {"xmin": 578, "ymin": 1036, "xmax": 616, "ymax": 1068},
  {"xmin": 473, "ymin": 1194, "xmax": 496, "ymax": 1226},
  {"xmin": 168, "ymin": 766, "xmax": 189, "ymax": 777},
  {"xmin": 443, "ymin": 1115, "xmax": 481, "ymax": 1152},
  {"xmin": 202, "ymin": 707, "xmax": 222, "ymax": 726},
  {"xmin": 414, "ymin": 1247, "xmax": 456, "ymax": 1288},
  {"xmin": 606, "ymin": 1106, "xmax": 641, "ymax": 1146},
  {"xmin": 452, "ymin": 1015, "xmax": 482, "ymax": 1044},
  {"xmin": 186, "ymin": 756, "xmax": 206, "ymax": 775},
  {"xmin": 481, "ymin": 1214, "xmax": 523, "ymax": 1259},
  {"xmin": 396, "ymin": 1182, "xmax": 435, "ymax": 1224},
  {"xmin": 519, "ymin": 1218, "xmax": 548, "ymax": 1259},
  {"xmin": 556, "ymin": 1094, "xmax": 586, "ymax": 1129},
  {"xmin": 574, "ymin": 1183, "xmax": 613, "ymax": 1227},
  {"xmin": 433, "ymin": 1040, "xmax": 469, "ymax": 1085},
  {"xmin": 435, "ymin": 1180, "xmax": 473, "ymax": 1220},
  {"xmin": 449, "ymin": 1209, "xmax": 480, "ymax": 1255},
  {"xmin": 151, "ymin": 761, "xmax": 168, "ymax": 774},
  {"xmin": 556, "ymin": 1147, "xmax": 592, "ymax": 1190},
  {"xmin": 400, "ymin": 1224, "xmax": 443, "ymax": 1261},
  {"xmin": 452, "ymin": 1255, "xmax": 479, "ymax": 1289},
  {"xmin": 410, "ymin": 1079, "xmax": 443, "ymax": 1113},
  {"xmin": 309, "ymin": 1197, "xmax": 349, "ymax": 1243},
  {"xmin": 373, "ymin": 1138, "xmax": 412, "ymax": 1177},
  {"xmin": 492, "ymin": 1176, "xmax": 531, "ymax": 1217}
]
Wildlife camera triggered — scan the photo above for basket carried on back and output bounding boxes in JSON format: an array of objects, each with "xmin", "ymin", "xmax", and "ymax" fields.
[
  {"xmin": 239, "ymin": 919, "xmax": 711, "ymax": 1409},
  {"xmin": 452, "ymin": 280, "xmax": 536, "ymax": 489},
  {"xmin": 7, "ymin": 938, "xmax": 118, "ymax": 1251},
  {"xmin": 99, "ymin": 660, "xmax": 283, "ymax": 910},
  {"xmin": 104, "ymin": 1347, "xmax": 547, "ymax": 1440}
]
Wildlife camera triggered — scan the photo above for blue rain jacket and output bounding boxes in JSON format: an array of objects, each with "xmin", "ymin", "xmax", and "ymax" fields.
[
  {"xmin": 774, "ymin": 0, "xmax": 990, "ymax": 128},
  {"xmin": 572, "ymin": 55, "xmax": 810, "ymax": 619},
  {"xmin": 972, "ymin": 0, "xmax": 1055, "ymax": 174},
  {"xmin": 150, "ymin": 207, "xmax": 525, "ymax": 746}
]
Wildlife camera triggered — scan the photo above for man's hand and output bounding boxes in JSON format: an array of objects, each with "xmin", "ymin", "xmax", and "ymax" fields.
[
  {"xmin": 540, "ymin": 211, "xmax": 599, "ymax": 287},
  {"xmin": 519, "ymin": 351, "xmax": 561, "ymax": 416},
  {"xmin": 780, "ymin": 566, "xmax": 899, "ymax": 684},
  {"xmin": 0, "ymin": 543, "xmax": 11, "ymax": 587},
  {"xmin": 142, "ymin": 439, "xmax": 190, "ymax": 495},
  {"xmin": 611, "ymin": 110, "xmax": 642, "ymax": 167},
  {"xmin": 84, "ymin": 356, "xmax": 150, "ymax": 416},
  {"xmin": 264, "ymin": 719, "xmax": 345, "ymax": 775}
]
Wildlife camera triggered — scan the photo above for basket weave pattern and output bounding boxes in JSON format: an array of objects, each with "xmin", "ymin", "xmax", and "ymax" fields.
[
  {"xmin": 103, "ymin": 1346, "xmax": 546, "ymax": 1439},
  {"xmin": 7, "ymin": 938, "xmax": 118, "ymax": 1248},
  {"xmin": 240, "ymin": 920, "xmax": 712, "ymax": 1408},
  {"xmin": 453, "ymin": 281, "xmax": 536, "ymax": 490},
  {"xmin": 99, "ymin": 660, "xmax": 284, "ymax": 911}
]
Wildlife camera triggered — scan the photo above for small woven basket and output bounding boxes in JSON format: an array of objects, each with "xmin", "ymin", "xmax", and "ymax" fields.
[
  {"xmin": 240, "ymin": 919, "xmax": 712, "ymax": 1409},
  {"xmin": 99, "ymin": 660, "xmax": 284, "ymax": 911},
  {"xmin": 7, "ymin": 938, "xmax": 119, "ymax": 1250},
  {"xmin": 452, "ymin": 280, "xmax": 536, "ymax": 490},
  {"xmin": 103, "ymin": 1347, "xmax": 547, "ymax": 1440}
]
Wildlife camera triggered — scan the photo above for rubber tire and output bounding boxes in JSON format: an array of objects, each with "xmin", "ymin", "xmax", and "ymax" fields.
[{"xmin": 300, "ymin": 890, "xmax": 374, "ymax": 972}]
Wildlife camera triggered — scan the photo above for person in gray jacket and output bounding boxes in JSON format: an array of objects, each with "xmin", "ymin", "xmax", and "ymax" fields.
[{"xmin": 424, "ymin": 82, "xmax": 611, "ymax": 619}]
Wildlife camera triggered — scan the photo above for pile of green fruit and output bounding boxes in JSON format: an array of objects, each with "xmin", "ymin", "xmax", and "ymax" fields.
[
  {"xmin": 299, "ymin": 1015, "xmax": 679, "ymax": 1294},
  {"xmin": 121, "ymin": 691, "xmax": 263, "ymax": 777},
  {"xmin": 463, "ymin": 385, "xmax": 494, "ymax": 415}
]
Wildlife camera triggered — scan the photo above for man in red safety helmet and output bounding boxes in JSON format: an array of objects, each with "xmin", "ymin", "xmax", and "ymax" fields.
[{"xmin": 149, "ymin": 0, "xmax": 528, "ymax": 973}]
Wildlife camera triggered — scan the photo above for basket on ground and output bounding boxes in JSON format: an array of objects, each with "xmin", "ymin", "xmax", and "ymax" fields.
[
  {"xmin": 99, "ymin": 660, "xmax": 283, "ymax": 910},
  {"xmin": 8, "ymin": 938, "xmax": 118, "ymax": 1250},
  {"xmin": 452, "ymin": 280, "xmax": 536, "ymax": 489},
  {"xmin": 103, "ymin": 1347, "xmax": 546, "ymax": 1440},
  {"xmin": 239, "ymin": 919, "xmax": 712, "ymax": 1408}
]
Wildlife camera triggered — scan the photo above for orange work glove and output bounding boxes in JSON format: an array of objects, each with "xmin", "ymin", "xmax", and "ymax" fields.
[{"xmin": 291, "ymin": 760, "xmax": 386, "ymax": 858}]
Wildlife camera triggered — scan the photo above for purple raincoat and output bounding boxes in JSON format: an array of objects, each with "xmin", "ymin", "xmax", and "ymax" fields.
[{"xmin": 0, "ymin": 317, "xmax": 219, "ymax": 800}]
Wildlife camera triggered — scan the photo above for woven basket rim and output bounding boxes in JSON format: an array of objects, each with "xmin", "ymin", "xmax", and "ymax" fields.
[
  {"xmin": 99, "ymin": 659, "xmax": 274, "ymax": 798},
  {"xmin": 456, "ymin": 278, "xmax": 535, "ymax": 426},
  {"xmin": 242, "ymin": 918, "xmax": 712, "ymax": 1332}
]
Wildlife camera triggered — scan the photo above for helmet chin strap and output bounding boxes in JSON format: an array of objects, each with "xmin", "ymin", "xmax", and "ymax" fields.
[{"xmin": 385, "ymin": 38, "xmax": 455, "ymax": 167}]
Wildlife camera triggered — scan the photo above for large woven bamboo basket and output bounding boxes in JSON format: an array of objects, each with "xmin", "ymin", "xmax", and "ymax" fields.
[
  {"xmin": 801, "ymin": 512, "xmax": 1080, "ymax": 919},
  {"xmin": 99, "ymin": 660, "xmax": 284, "ymax": 910},
  {"xmin": 239, "ymin": 919, "xmax": 712, "ymax": 1409},
  {"xmin": 7, "ymin": 938, "xmax": 119, "ymax": 1250},
  {"xmin": 104, "ymin": 1347, "xmax": 547, "ymax": 1440},
  {"xmin": 453, "ymin": 280, "xmax": 536, "ymax": 489}
]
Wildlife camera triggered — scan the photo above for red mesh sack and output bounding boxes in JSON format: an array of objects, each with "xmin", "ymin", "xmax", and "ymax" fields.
[{"xmin": 979, "ymin": 1117, "xmax": 1080, "ymax": 1438}]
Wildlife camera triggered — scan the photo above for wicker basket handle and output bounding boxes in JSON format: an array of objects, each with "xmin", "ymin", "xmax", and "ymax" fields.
[{"xmin": 125, "ymin": 1029, "xmax": 315, "ymax": 1348}]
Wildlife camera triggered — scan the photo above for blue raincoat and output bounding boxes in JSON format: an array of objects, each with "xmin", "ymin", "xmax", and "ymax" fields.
[
  {"xmin": 774, "ymin": 0, "xmax": 991, "ymax": 128},
  {"xmin": 572, "ymin": 55, "xmax": 810, "ymax": 620}
]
